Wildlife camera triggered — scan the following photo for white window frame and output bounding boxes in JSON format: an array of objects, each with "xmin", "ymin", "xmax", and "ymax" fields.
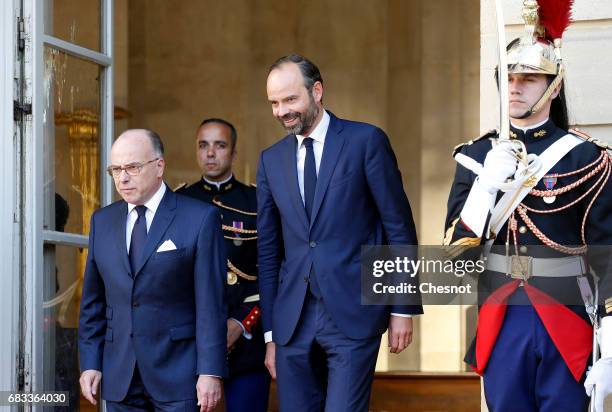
[
  {"xmin": 18, "ymin": 0, "xmax": 114, "ymax": 407},
  {"xmin": 0, "ymin": 0, "xmax": 19, "ymax": 396}
]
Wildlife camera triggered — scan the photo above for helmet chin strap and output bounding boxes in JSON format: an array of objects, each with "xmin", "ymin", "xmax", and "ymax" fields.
[{"xmin": 516, "ymin": 65, "xmax": 564, "ymax": 119}]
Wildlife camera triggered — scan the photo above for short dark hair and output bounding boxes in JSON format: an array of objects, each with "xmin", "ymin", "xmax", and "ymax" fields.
[
  {"xmin": 269, "ymin": 54, "xmax": 323, "ymax": 91},
  {"xmin": 199, "ymin": 118, "xmax": 238, "ymax": 150},
  {"xmin": 144, "ymin": 129, "xmax": 164, "ymax": 158},
  {"xmin": 548, "ymin": 77, "xmax": 569, "ymax": 131}
]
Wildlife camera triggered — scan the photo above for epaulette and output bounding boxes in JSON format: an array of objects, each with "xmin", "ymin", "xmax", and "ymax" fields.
[
  {"xmin": 173, "ymin": 182, "xmax": 187, "ymax": 192},
  {"xmin": 452, "ymin": 130, "xmax": 497, "ymax": 157},
  {"xmin": 570, "ymin": 128, "xmax": 611, "ymax": 151}
]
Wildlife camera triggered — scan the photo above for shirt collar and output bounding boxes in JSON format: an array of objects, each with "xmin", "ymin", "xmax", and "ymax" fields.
[
  {"xmin": 127, "ymin": 182, "xmax": 166, "ymax": 215},
  {"xmin": 510, "ymin": 117, "xmax": 549, "ymax": 133},
  {"xmin": 203, "ymin": 173, "xmax": 234, "ymax": 189},
  {"xmin": 296, "ymin": 110, "xmax": 330, "ymax": 148},
  {"xmin": 201, "ymin": 173, "xmax": 235, "ymax": 193},
  {"xmin": 509, "ymin": 118, "xmax": 555, "ymax": 141}
]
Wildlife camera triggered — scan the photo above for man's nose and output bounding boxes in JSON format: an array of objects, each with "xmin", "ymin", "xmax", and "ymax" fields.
[
  {"xmin": 119, "ymin": 169, "xmax": 131, "ymax": 182},
  {"xmin": 276, "ymin": 103, "xmax": 289, "ymax": 118},
  {"xmin": 509, "ymin": 79, "xmax": 520, "ymax": 94}
]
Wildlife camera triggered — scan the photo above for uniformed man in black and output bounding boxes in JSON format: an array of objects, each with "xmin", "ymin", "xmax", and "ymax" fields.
[
  {"xmin": 444, "ymin": 2, "xmax": 612, "ymax": 411},
  {"xmin": 177, "ymin": 118, "xmax": 269, "ymax": 412}
]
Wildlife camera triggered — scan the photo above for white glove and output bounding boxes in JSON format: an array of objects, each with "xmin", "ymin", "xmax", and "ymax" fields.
[
  {"xmin": 458, "ymin": 142, "xmax": 518, "ymax": 237},
  {"xmin": 585, "ymin": 317, "xmax": 612, "ymax": 412},
  {"xmin": 459, "ymin": 179, "xmax": 496, "ymax": 238},
  {"xmin": 478, "ymin": 142, "xmax": 520, "ymax": 194},
  {"xmin": 585, "ymin": 359, "xmax": 612, "ymax": 411}
]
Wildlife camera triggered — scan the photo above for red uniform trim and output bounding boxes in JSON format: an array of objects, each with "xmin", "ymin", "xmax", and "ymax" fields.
[
  {"xmin": 241, "ymin": 305, "xmax": 261, "ymax": 334},
  {"xmin": 459, "ymin": 218, "xmax": 473, "ymax": 234},
  {"xmin": 474, "ymin": 280, "xmax": 521, "ymax": 375},
  {"xmin": 474, "ymin": 280, "xmax": 593, "ymax": 382},
  {"xmin": 524, "ymin": 284, "xmax": 592, "ymax": 381}
]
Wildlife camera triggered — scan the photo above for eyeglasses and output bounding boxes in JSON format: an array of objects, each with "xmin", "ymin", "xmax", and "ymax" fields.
[{"xmin": 106, "ymin": 158, "xmax": 159, "ymax": 177}]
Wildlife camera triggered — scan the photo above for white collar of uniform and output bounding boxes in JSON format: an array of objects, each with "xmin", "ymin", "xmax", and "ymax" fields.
[
  {"xmin": 296, "ymin": 109, "xmax": 330, "ymax": 148},
  {"xmin": 203, "ymin": 173, "xmax": 233, "ymax": 189},
  {"xmin": 127, "ymin": 182, "xmax": 166, "ymax": 216},
  {"xmin": 510, "ymin": 117, "xmax": 549, "ymax": 133}
]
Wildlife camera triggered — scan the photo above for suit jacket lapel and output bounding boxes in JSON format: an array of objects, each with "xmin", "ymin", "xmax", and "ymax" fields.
[
  {"xmin": 310, "ymin": 115, "xmax": 345, "ymax": 228},
  {"xmin": 134, "ymin": 188, "xmax": 177, "ymax": 276},
  {"xmin": 113, "ymin": 202, "xmax": 132, "ymax": 275},
  {"xmin": 281, "ymin": 136, "xmax": 309, "ymax": 230}
]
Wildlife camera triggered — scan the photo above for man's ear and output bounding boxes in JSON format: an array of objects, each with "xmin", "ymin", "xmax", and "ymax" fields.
[
  {"xmin": 312, "ymin": 81, "xmax": 323, "ymax": 104},
  {"xmin": 157, "ymin": 158, "xmax": 166, "ymax": 177}
]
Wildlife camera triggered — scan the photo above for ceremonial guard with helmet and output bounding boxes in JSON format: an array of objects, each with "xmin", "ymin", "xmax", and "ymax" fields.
[
  {"xmin": 444, "ymin": 1, "xmax": 612, "ymax": 410},
  {"xmin": 178, "ymin": 118, "xmax": 269, "ymax": 412}
]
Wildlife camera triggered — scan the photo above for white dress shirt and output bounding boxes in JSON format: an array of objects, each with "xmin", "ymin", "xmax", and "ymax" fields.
[
  {"xmin": 125, "ymin": 182, "xmax": 166, "ymax": 252},
  {"xmin": 295, "ymin": 110, "xmax": 330, "ymax": 203}
]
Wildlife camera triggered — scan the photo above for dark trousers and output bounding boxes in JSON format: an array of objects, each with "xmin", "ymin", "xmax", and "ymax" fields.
[
  {"xmin": 105, "ymin": 365, "xmax": 198, "ymax": 412},
  {"xmin": 483, "ymin": 302, "xmax": 589, "ymax": 412},
  {"xmin": 275, "ymin": 291, "xmax": 381, "ymax": 412},
  {"xmin": 224, "ymin": 370, "xmax": 271, "ymax": 412}
]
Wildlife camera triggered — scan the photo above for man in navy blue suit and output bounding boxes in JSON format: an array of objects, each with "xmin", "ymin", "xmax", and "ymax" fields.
[
  {"xmin": 78, "ymin": 129, "xmax": 227, "ymax": 412},
  {"xmin": 257, "ymin": 55, "xmax": 422, "ymax": 411}
]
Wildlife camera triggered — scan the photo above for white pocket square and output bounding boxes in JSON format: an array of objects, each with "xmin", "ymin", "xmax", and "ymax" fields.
[{"xmin": 156, "ymin": 239, "xmax": 177, "ymax": 252}]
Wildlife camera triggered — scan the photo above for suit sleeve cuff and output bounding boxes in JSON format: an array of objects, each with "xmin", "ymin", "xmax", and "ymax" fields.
[
  {"xmin": 459, "ymin": 179, "xmax": 496, "ymax": 238},
  {"xmin": 264, "ymin": 331, "xmax": 273, "ymax": 343},
  {"xmin": 391, "ymin": 313, "xmax": 413, "ymax": 318}
]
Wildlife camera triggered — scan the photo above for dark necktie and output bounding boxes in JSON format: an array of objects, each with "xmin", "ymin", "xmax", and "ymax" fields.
[
  {"xmin": 303, "ymin": 137, "xmax": 317, "ymax": 221},
  {"xmin": 129, "ymin": 205, "xmax": 148, "ymax": 274},
  {"xmin": 303, "ymin": 138, "xmax": 322, "ymax": 297}
]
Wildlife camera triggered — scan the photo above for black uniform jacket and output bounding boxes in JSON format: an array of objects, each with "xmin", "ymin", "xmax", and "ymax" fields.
[{"xmin": 179, "ymin": 176, "xmax": 266, "ymax": 377}]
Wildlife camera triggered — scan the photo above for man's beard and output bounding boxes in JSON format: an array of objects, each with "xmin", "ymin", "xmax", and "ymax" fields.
[{"xmin": 278, "ymin": 99, "xmax": 319, "ymax": 135}]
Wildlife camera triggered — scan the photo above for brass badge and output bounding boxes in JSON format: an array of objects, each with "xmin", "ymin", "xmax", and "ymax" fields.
[
  {"xmin": 227, "ymin": 271, "xmax": 238, "ymax": 285},
  {"xmin": 533, "ymin": 130, "xmax": 547, "ymax": 138}
]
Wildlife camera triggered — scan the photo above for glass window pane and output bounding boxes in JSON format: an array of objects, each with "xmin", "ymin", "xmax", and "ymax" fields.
[
  {"xmin": 43, "ymin": 243, "xmax": 88, "ymax": 410},
  {"xmin": 44, "ymin": 47, "xmax": 101, "ymax": 235},
  {"xmin": 45, "ymin": 0, "xmax": 101, "ymax": 52}
]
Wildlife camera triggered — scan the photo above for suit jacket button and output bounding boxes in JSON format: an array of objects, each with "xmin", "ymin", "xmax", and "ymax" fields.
[
  {"xmin": 303, "ymin": 276, "xmax": 308, "ymax": 283},
  {"xmin": 309, "ymin": 241, "xmax": 317, "ymax": 248}
]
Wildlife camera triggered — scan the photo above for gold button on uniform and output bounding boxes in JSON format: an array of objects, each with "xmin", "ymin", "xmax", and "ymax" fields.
[
  {"xmin": 519, "ymin": 226, "xmax": 527, "ymax": 234},
  {"xmin": 519, "ymin": 246, "xmax": 528, "ymax": 254}
]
